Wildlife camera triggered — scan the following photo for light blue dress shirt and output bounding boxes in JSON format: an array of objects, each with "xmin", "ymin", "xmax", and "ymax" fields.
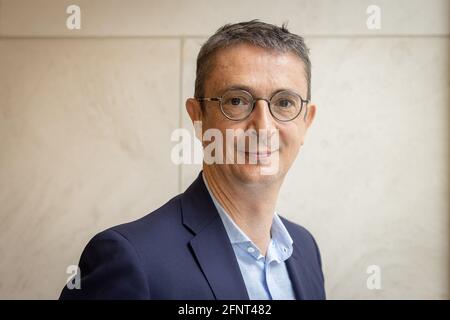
[{"xmin": 202, "ymin": 173, "xmax": 296, "ymax": 300}]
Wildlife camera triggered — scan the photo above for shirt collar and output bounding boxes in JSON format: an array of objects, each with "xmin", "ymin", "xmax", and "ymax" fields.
[{"xmin": 202, "ymin": 171, "xmax": 293, "ymax": 262}]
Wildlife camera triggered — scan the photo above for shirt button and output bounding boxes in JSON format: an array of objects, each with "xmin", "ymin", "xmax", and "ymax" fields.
[
  {"xmin": 283, "ymin": 248, "xmax": 288, "ymax": 252},
  {"xmin": 247, "ymin": 246, "xmax": 255, "ymax": 253}
]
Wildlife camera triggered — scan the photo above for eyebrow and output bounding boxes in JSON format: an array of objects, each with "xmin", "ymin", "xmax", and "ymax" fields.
[{"xmin": 220, "ymin": 84, "xmax": 301, "ymax": 97}]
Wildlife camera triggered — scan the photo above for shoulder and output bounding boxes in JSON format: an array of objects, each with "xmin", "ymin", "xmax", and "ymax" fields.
[
  {"xmin": 60, "ymin": 194, "xmax": 188, "ymax": 299},
  {"xmin": 79, "ymin": 192, "xmax": 185, "ymax": 258},
  {"xmin": 77, "ymin": 192, "xmax": 188, "ymax": 273},
  {"xmin": 95, "ymin": 193, "xmax": 188, "ymax": 254}
]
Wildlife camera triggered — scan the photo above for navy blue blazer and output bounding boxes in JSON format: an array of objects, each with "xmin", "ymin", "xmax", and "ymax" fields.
[{"xmin": 60, "ymin": 171, "xmax": 326, "ymax": 300}]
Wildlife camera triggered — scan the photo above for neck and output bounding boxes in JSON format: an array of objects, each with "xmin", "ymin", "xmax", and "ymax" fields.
[{"xmin": 203, "ymin": 165, "xmax": 283, "ymax": 256}]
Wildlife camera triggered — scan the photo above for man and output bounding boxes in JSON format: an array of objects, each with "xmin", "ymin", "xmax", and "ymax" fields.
[{"xmin": 60, "ymin": 20, "xmax": 325, "ymax": 300}]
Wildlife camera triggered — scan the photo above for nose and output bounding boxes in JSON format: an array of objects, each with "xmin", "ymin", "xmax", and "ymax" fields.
[
  {"xmin": 243, "ymin": 99, "xmax": 278, "ymax": 152},
  {"xmin": 248, "ymin": 98, "xmax": 275, "ymax": 132}
]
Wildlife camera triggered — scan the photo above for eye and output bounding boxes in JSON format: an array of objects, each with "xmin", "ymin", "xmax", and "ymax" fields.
[
  {"xmin": 224, "ymin": 96, "xmax": 249, "ymax": 106},
  {"xmin": 276, "ymin": 99, "xmax": 294, "ymax": 108},
  {"xmin": 231, "ymin": 97, "xmax": 243, "ymax": 105}
]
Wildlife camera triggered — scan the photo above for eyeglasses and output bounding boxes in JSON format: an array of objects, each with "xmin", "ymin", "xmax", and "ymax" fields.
[{"xmin": 196, "ymin": 89, "xmax": 309, "ymax": 122}]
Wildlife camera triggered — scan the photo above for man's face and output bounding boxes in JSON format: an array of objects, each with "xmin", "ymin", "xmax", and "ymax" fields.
[{"xmin": 187, "ymin": 43, "xmax": 316, "ymax": 185}]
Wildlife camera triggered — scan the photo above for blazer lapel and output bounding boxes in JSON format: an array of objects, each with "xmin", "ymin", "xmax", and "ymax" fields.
[
  {"xmin": 181, "ymin": 171, "xmax": 249, "ymax": 300},
  {"xmin": 284, "ymin": 223, "xmax": 318, "ymax": 300}
]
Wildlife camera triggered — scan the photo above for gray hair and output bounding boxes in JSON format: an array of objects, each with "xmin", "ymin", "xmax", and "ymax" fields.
[{"xmin": 194, "ymin": 19, "xmax": 312, "ymax": 106}]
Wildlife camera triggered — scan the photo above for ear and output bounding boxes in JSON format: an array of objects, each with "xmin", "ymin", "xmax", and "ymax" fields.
[
  {"xmin": 186, "ymin": 98, "xmax": 203, "ymax": 124},
  {"xmin": 304, "ymin": 103, "xmax": 316, "ymax": 130},
  {"xmin": 299, "ymin": 103, "xmax": 316, "ymax": 146}
]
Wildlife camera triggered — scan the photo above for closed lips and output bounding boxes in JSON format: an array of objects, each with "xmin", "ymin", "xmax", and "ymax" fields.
[{"xmin": 243, "ymin": 149, "xmax": 279, "ymax": 156}]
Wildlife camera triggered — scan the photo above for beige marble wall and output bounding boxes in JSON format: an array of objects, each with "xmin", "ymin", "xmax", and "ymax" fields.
[{"xmin": 0, "ymin": 0, "xmax": 448, "ymax": 299}]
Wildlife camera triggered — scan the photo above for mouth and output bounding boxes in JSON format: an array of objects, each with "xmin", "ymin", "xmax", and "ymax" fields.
[{"xmin": 242, "ymin": 149, "xmax": 279, "ymax": 158}]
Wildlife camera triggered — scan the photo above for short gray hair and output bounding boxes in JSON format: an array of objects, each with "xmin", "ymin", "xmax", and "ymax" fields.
[{"xmin": 194, "ymin": 19, "xmax": 311, "ymax": 105}]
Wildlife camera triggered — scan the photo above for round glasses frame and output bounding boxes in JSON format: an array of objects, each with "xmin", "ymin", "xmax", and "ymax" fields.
[{"xmin": 196, "ymin": 89, "xmax": 309, "ymax": 122}]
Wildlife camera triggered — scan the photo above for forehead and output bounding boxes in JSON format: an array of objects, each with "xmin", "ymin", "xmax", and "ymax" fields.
[{"xmin": 207, "ymin": 43, "xmax": 307, "ymax": 95}]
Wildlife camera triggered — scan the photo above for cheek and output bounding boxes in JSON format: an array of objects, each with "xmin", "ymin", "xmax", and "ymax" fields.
[
  {"xmin": 279, "ymin": 125, "xmax": 304, "ymax": 157},
  {"xmin": 201, "ymin": 116, "xmax": 242, "ymax": 149},
  {"xmin": 202, "ymin": 112, "xmax": 226, "ymax": 134}
]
